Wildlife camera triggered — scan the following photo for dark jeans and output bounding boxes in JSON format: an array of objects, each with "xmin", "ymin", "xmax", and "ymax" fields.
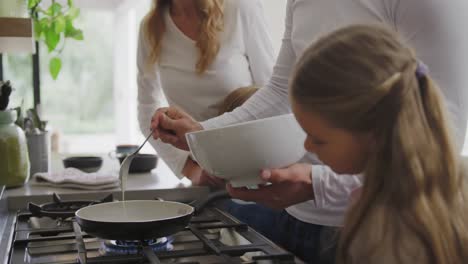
[{"xmin": 220, "ymin": 200, "xmax": 338, "ymax": 263}]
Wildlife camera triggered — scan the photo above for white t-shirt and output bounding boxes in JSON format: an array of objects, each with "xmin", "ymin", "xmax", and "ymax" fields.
[
  {"xmin": 202, "ymin": 0, "xmax": 468, "ymax": 226},
  {"xmin": 137, "ymin": 0, "xmax": 275, "ymax": 178}
]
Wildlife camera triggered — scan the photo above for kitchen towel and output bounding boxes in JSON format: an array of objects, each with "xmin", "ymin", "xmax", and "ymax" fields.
[{"xmin": 32, "ymin": 168, "xmax": 119, "ymax": 190}]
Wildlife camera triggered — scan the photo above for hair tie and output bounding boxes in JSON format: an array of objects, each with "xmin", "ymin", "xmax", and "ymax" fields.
[{"xmin": 416, "ymin": 60, "xmax": 429, "ymax": 79}]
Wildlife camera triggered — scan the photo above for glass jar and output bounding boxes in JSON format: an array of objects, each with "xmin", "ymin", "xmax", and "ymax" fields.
[{"xmin": 0, "ymin": 110, "xmax": 30, "ymax": 188}]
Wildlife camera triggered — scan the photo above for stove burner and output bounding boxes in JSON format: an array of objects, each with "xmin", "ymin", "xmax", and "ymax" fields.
[
  {"xmin": 101, "ymin": 237, "xmax": 174, "ymax": 255},
  {"xmin": 27, "ymin": 193, "xmax": 113, "ymax": 219},
  {"xmin": 10, "ymin": 205, "xmax": 303, "ymax": 264}
]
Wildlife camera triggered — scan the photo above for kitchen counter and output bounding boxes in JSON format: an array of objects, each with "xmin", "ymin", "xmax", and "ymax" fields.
[
  {"xmin": 0, "ymin": 154, "xmax": 211, "ymax": 264},
  {"xmin": 4, "ymin": 153, "xmax": 211, "ymax": 210}
]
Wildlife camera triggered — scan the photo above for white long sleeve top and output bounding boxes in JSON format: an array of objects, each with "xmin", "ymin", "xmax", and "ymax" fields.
[
  {"xmin": 202, "ymin": 0, "xmax": 468, "ymax": 226},
  {"xmin": 137, "ymin": 0, "xmax": 275, "ymax": 178}
]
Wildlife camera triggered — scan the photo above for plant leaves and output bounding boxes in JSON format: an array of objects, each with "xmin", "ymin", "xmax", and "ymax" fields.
[
  {"xmin": 68, "ymin": 7, "xmax": 80, "ymax": 19},
  {"xmin": 49, "ymin": 2, "xmax": 62, "ymax": 16},
  {"xmin": 70, "ymin": 29, "xmax": 84, "ymax": 40},
  {"xmin": 64, "ymin": 18, "xmax": 75, "ymax": 36},
  {"xmin": 39, "ymin": 17, "xmax": 50, "ymax": 27},
  {"xmin": 26, "ymin": 109, "xmax": 42, "ymax": 130},
  {"xmin": 49, "ymin": 57, "xmax": 62, "ymax": 80},
  {"xmin": 14, "ymin": 107, "xmax": 24, "ymax": 129},
  {"xmin": 37, "ymin": 17, "xmax": 50, "ymax": 39},
  {"xmin": 28, "ymin": 0, "xmax": 83, "ymax": 81},
  {"xmin": 64, "ymin": 19, "xmax": 84, "ymax": 40},
  {"xmin": 28, "ymin": 0, "xmax": 40, "ymax": 9},
  {"xmin": 33, "ymin": 21, "xmax": 42, "ymax": 38},
  {"xmin": 54, "ymin": 15, "xmax": 66, "ymax": 34},
  {"xmin": 45, "ymin": 29, "xmax": 60, "ymax": 51},
  {"xmin": 39, "ymin": 7, "xmax": 52, "ymax": 16}
]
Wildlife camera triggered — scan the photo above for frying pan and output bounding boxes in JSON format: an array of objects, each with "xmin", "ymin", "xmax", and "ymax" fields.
[{"xmin": 75, "ymin": 190, "xmax": 230, "ymax": 241}]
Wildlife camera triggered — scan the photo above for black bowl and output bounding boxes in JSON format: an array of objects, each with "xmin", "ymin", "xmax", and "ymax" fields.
[
  {"xmin": 118, "ymin": 154, "xmax": 158, "ymax": 173},
  {"xmin": 63, "ymin": 156, "xmax": 103, "ymax": 173}
]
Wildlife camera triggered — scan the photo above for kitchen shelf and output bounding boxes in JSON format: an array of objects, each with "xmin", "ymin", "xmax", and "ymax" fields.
[
  {"xmin": 0, "ymin": 17, "xmax": 34, "ymax": 53},
  {"xmin": 0, "ymin": 17, "xmax": 32, "ymax": 37}
]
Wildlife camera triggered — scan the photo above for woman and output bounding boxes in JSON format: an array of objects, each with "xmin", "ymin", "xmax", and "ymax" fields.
[
  {"xmin": 290, "ymin": 24, "xmax": 468, "ymax": 263},
  {"xmin": 137, "ymin": 0, "xmax": 274, "ymax": 180}
]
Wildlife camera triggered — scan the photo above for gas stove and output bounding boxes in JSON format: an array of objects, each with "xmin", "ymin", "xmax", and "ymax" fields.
[{"xmin": 6, "ymin": 193, "xmax": 305, "ymax": 264}]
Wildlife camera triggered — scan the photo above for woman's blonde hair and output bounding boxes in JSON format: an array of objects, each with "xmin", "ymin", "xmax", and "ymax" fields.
[
  {"xmin": 143, "ymin": 0, "xmax": 224, "ymax": 74},
  {"xmin": 291, "ymin": 24, "xmax": 468, "ymax": 264},
  {"xmin": 217, "ymin": 85, "xmax": 259, "ymax": 115}
]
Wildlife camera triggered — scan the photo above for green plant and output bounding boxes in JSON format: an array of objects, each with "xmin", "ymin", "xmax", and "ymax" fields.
[
  {"xmin": 2, "ymin": 80, "xmax": 47, "ymax": 133},
  {"xmin": 28, "ymin": 0, "xmax": 84, "ymax": 80},
  {"xmin": 15, "ymin": 105, "xmax": 48, "ymax": 133}
]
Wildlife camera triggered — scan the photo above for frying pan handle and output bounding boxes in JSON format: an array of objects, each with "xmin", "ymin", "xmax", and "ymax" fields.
[{"xmin": 190, "ymin": 190, "xmax": 230, "ymax": 213}]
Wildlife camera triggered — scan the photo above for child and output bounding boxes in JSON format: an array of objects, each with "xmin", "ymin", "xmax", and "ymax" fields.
[
  {"xmin": 184, "ymin": 85, "xmax": 259, "ymax": 187},
  {"xmin": 216, "ymin": 85, "xmax": 259, "ymax": 115},
  {"xmin": 289, "ymin": 24, "xmax": 468, "ymax": 263}
]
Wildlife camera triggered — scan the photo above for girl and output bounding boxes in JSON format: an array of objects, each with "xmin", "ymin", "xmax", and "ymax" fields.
[{"xmin": 290, "ymin": 24, "xmax": 468, "ymax": 263}]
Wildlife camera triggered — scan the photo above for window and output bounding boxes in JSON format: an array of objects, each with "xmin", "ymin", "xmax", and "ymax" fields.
[
  {"xmin": 3, "ymin": 54, "xmax": 34, "ymax": 110},
  {"xmin": 40, "ymin": 8, "xmax": 115, "ymax": 153},
  {"xmin": 2, "ymin": 0, "xmax": 157, "ymax": 154},
  {"xmin": 41, "ymin": 10, "xmax": 114, "ymax": 134}
]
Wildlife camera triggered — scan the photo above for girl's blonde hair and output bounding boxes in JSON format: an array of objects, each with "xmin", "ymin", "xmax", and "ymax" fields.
[
  {"xmin": 217, "ymin": 86, "xmax": 259, "ymax": 115},
  {"xmin": 291, "ymin": 24, "xmax": 468, "ymax": 264},
  {"xmin": 143, "ymin": 0, "xmax": 224, "ymax": 74}
]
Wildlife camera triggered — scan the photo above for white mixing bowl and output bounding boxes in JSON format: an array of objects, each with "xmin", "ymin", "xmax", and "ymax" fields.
[{"xmin": 186, "ymin": 114, "xmax": 307, "ymax": 187}]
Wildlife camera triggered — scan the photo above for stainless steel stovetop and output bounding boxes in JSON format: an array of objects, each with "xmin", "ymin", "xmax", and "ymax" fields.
[{"xmin": 5, "ymin": 193, "xmax": 305, "ymax": 264}]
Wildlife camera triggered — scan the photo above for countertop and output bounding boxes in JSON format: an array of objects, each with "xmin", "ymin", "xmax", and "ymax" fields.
[
  {"xmin": 0, "ymin": 153, "xmax": 210, "ymax": 264},
  {"xmin": 4, "ymin": 153, "xmax": 210, "ymax": 210}
]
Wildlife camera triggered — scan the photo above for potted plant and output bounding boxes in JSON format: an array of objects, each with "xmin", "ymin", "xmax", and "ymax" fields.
[{"xmin": 28, "ymin": 0, "xmax": 84, "ymax": 79}]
